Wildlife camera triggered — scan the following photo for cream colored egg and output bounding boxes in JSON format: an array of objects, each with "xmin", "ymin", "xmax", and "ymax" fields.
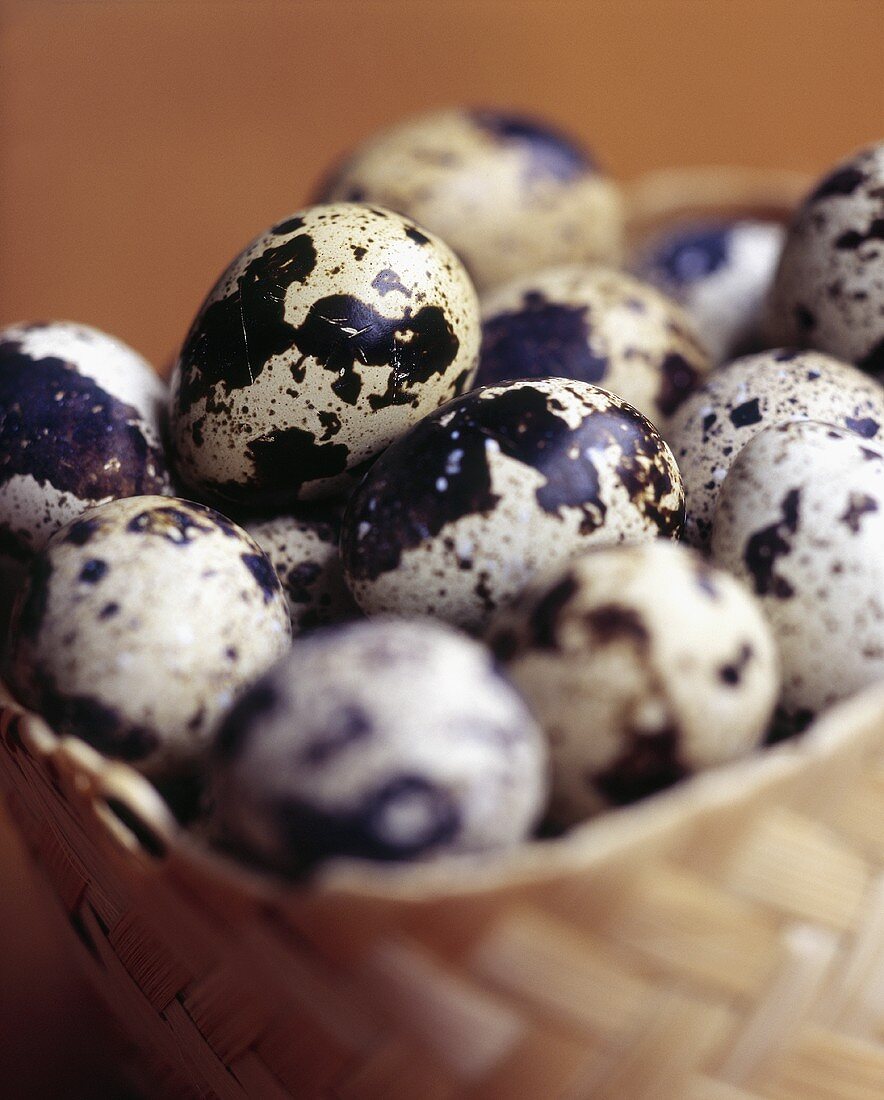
[
  {"xmin": 766, "ymin": 142, "xmax": 884, "ymax": 372},
  {"xmin": 666, "ymin": 348, "xmax": 884, "ymax": 549},
  {"xmin": 712, "ymin": 420, "xmax": 884, "ymax": 720},
  {"xmin": 0, "ymin": 321, "xmax": 172, "ymax": 558},
  {"xmin": 316, "ymin": 109, "xmax": 624, "ymax": 291},
  {"xmin": 210, "ymin": 618, "xmax": 548, "ymax": 871},
  {"xmin": 169, "ymin": 204, "xmax": 480, "ymax": 506},
  {"xmin": 245, "ymin": 505, "xmax": 359, "ymax": 635},
  {"xmin": 488, "ymin": 541, "xmax": 779, "ymax": 827},
  {"xmin": 475, "ymin": 265, "xmax": 712, "ymax": 430},
  {"xmin": 6, "ymin": 496, "xmax": 291, "ymax": 776},
  {"xmin": 341, "ymin": 378, "xmax": 684, "ymax": 633}
]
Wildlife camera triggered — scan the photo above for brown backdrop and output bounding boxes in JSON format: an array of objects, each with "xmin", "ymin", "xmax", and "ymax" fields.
[
  {"xmin": 2, "ymin": 0, "xmax": 882, "ymax": 373},
  {"xmin": 0, "ymin": 1, "xmax": 882, "ymax": 1095}
]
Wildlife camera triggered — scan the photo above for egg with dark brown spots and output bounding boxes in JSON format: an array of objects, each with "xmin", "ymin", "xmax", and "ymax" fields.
[
  {"xmin": 712, "ymin": 420, "xmax": 884, "ymax": 721},
  {"xmin": 632, "ymin": 219, "xmax": 785, "ymax": 364},
  {"xmin": 766, "ymin": 143, "xmax": 884, "ymax": 374},
  {"xmin": 315, "ymin": 109, "xmax": 624, "ymax": 292},
  {"xmin": 488, "ymin": 541, "xmax": 778, "ymax": 826},
  {"xmin": 209, "ymin": 617, "xmax": 548, "ymax": 873},
  {"xmin": 475, "ymin": 265, "xmax": 711, "ymax": 429},
  {"xmin": 0, "ymin": 321, "xmax": 172, "ymax": 559},
  {"xmin": 666, "ymin": 348, "xmax": 884, "ymax": 549},
  {"xmin": 245, "ymin": 504, "xmax": 360, "ymax": 635},
  {"xmin": 340, "ymin": 378, "xmax": 684, "ymax": 632},
  {"xmin": 5, "ymin": 496, "xmax": 291, "ymax": 777},
  {"xmin": 169, "ymin": 204, "xmax": 480, "ymax": 507}
]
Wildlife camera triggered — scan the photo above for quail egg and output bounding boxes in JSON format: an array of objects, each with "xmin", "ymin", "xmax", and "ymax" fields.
[
  {"xmin": 666, "ymin": 348, "xmax": 884, "ymax": 549},
  {"xmin": 315, "ymin": 108, "xmax": 624, "ymax": 291},
  {"xmin": 631, "ymin": 219, "xmax": 785, "ymax": 364},
  {"xmin": 712, "ymin": 420, "xmax": 884, "ymax": 720},
  {"xmin": 245, "ymin": 504, "xmax": 359, "ymax": 634},
  {"xmin": 340, "ymin": 378, "xmax": 684, "ymax": 633},
  {"xmin": 169, "ymin": 204, "xmax": 481, "ymax": 507},
  {"xmin": 0, "ymin": 321, "xmax": 172, "ymax": 559},
  {"xmin": 475, "ymin": 265, "xmax": 711, "ymax": 429},
  {"xmin": 766, "ymin": 143, "xmax": 884, "ymax": 373},
  {"xmin": 765, "ymin": 142, "xmax": 884, "ymax": 373},
  {"xmin": 488, "ymin": 541, "xmax": 778, "ymax": 826},
  {"xmin": 209, "ymin": 617, "xmax": 548, "ymax": 872},
  {"xmin": 6, "ymin": 496, "xmax": 291, "ymax": 776}
]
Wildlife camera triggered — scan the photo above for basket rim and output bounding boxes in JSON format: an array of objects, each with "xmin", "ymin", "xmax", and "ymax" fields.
[{"xmin": 3, "ymin": 677, "xmax": 884, "ymax": 907}]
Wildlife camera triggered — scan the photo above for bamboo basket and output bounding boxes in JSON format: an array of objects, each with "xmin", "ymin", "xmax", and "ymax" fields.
[
  {"xmin": 8, "ymin": 165, "xmax": 883, "ymax": 1099},
  {"xmin": 3, "ymin": 677, "xmax": 884, "ymax": 1100}
]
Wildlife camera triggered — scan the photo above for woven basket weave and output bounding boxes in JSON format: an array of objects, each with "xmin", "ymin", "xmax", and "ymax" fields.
[{"xmin": 3, "ymin": 677, "xmax": 884, "ymax": 1099}]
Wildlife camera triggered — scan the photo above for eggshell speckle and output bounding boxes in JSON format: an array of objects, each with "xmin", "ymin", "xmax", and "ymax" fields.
[
  {"xmin": 316, "ymin": 109, "xmax": 624, "ymax": 291},
  {"xmin": 712, "ymin": 420, "xmax": 884, "ymax": 719},
  {"xmin": 666, "ymin": 348, "xmax": 884, "ymax": 549},
  {"xmin": 169, "ymin": 203, "xmax": 480, "ymax": 506},
  {"xmin": 766, "ymin": 142, "xmax": 884, "ymax": 373},
  {"xmin": 341, "ymin": 378, "xmax": 684, "ymax": 632},
  {"xmin": 6, "ymin": 496, "xmax": 291, "ymax": 776},
  {"xmin": 475, "ymin": 265, "xmax": 711, "ymax": 429},
  {"xmin": 209, "ymin": 618, "xmax": 548, "ymax": 872},
  {"xmin": 0, "ymin": 321, "xmax": 172, "ymax": 558},
  {"xmin": 488, "ymin": 541, "xmax": 778, "ymax": 826}
]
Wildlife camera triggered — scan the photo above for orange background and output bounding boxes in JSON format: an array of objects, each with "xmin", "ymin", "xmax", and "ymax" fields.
[{"xmin": 0, "ymin": 1, "xmax": 882, "ymax": 1095}]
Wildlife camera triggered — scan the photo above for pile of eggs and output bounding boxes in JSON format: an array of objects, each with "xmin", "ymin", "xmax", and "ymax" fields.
[{"xmin": 2, "ymin": 109, "xmax": 883, "ymax": 877}]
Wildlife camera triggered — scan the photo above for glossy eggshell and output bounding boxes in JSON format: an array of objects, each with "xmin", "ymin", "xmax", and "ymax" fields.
[
  {"xmin": 316, "ymin": 109, "xmax": 624, "ymax": 292},
  {"xmin": 341, "ymin": 378, "xmax": 684, "ymax": 633},
  {"xmin": 666, "ymin": 348, "xmax": 884, "ymax": 549},
  {"xmin": 711, "ymin": 420, "xmax": 884, "ymax": 719},
  {"xmin": 766, "ymin": 143, "xmax": 884, "ymax": 373},
  {"xmin": 209, "ymin": 618, "xmax": 548, "ymax": 871},
  {"xmin": 245, "ymin": 505, "xmax": 360, "ymax": 635},
  {"xmin": 169, "ymin": 203, "xmax": 480, "ymax": 506},
  {"xmin": 475, "ymin": 265, "xmax": 712, "ymax": 430},
  {"xmin": 488, "ymin": 541, "xmax": 778, "ymax": 827},
  {"xmin": 632, "ymin": 220, "xmax": 785, "ymax": 364},
  {"xmin": 0, "ymin": 321, "xmax": 172, "ymax": 559},
  {"xmin": 6, "ymin": 496, "xmax": 291, "ymax": 776}
]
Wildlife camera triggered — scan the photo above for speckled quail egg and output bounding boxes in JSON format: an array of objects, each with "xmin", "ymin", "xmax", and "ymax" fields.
[
  {"xmin": 0, "ymin": 321, "xmax": 172, "ymax": 559},
  {"xmin": 474, "ymin": 265, "xmax": 711, "ymax": 429},
  {"xmin": 666, "ymin": 348, "xmax": 884, "ymax": 549},
  {"xmin": 169, "ymin": 203, "xmax": 480, "ymax": 507},
  {"xmin": 315, "ymin": 108, "xmax": 624, "ymax": 292},
  {"xmin": 766, "ymin": 142, "xmax": 884, "ymax": 373},
  {"xmin": 631, "ymin": 219, "xmax": 785, "ymax": 364},
  {"xmin": 209, "ymin": 617, "xmax": 548, "ymax": 872},
  {"xmin": 712, "ymin": 420, "xmax": 884, "ymax": 721},
  {"xmin": 488, "ymin": 541, "xmax": 778, "ymax": 827},
  {"xmin": 5, "ymin": 496, "xmax": 291, "ymax": 776},
  {"xmin": 340, "ymin": 378, "xmax": 684, "ymax": 633},
  {"xmin": 245, "ymin": 504, "xmax": 359, "ymax": 634}
]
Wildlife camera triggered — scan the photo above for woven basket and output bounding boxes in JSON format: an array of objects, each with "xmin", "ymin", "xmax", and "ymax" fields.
[{"xmin": 3, "ymin": 676, "xmax": 884, "ymax": 1099}]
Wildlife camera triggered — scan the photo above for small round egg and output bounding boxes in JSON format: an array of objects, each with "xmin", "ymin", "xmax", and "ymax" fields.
[
  {"xmin": 488, "ymin": 541, "xmax": 779, "ymax": 827},
  {"xmin": 475, "ymin": 265, "xmax": 712, "ymax": 429},
  {"xmin": 315, "ymin": 108, "xmax": 624, "ymax": 292},
  {"xmin": 0, "ymin": 321, "xmax": 172, "ymax": 558},
  {"xmin": 666, "ymin": 348, "xmax": 884, "ymax": 549},
  {"xmin": 631, "ymin": 219, "xmax": 785, "ymax": 364},
  {"xmin": 209, "ymin": 618, "xmax": 548, "ymax": 871},
  {"xmin": 340, "ymin": 378, "xmax": 684, "ymax": 632},
  {"xmin": 169, "ymin": 203, "xmax": 480, "ymax": 507},
  {"xmin": 712, "ymin": 420, "xmax": 884, "ymax": 720},
  {"xmin": 6, "ymin": 496, "xmax": 291, "ymax": 776},
  {"xmin": 245, "ymin": 504, "xmax": 360, "ymax": 635},
  {"xmin": 766, "ymin": 142, "xmax": 884, "ymax": 373}
]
